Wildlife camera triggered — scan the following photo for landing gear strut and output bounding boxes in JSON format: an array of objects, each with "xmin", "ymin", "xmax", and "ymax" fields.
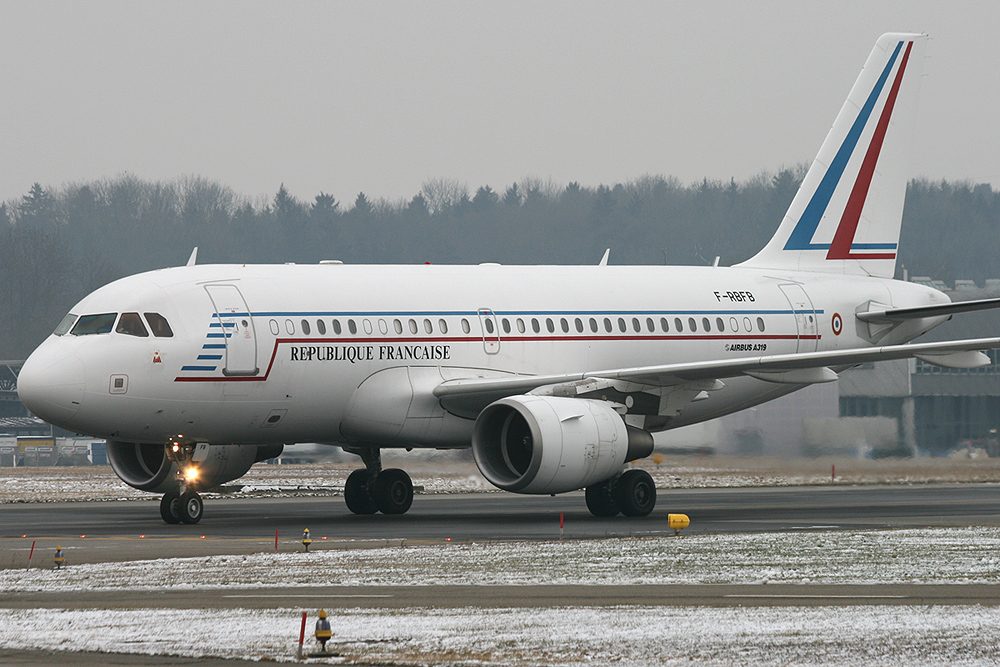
[
  {"xmin": 586, "ymin": 469, "xmax": 656, "ymax": 518},
  {"xmin": 343, "ymin": 447, "xmax": 414, "ymax": 515}
]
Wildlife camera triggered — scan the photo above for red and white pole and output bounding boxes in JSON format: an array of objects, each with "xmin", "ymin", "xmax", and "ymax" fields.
[{"xmin": 297, "ymin": 611, "xmax": 307, "ymax": 659}]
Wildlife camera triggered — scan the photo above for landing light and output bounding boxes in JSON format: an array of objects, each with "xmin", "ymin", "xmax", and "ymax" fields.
[{"xmin": 185, "ymin": 467, "xmax": 199, "ymax": 481}]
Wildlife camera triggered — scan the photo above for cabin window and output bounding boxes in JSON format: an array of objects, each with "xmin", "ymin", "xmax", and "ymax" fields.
[
  {"xmin": 729, "ymin": 317, "xmax": 739, "ymax": 332},
  {"xmin": 461, "ymin": 318, "xmax": 471, "ymax": 334},
  {"xmin": 439, "ymin": 319, "xmax": 449, "ymax": 334},
  {"xmin": 743, "ymin": 317, "xmax": 752, "ymax": 332},
  {"xmin": 348, "ymin": 319, "xmax": 358, "ymax": 335},
  {"xmin": 285, "ymin": 319, "xmax": 295, "ymax": 335},
  {"xmin": 716, "ymin": 317, "xmax": 725, "ymax": 332},
  {"xmin": 560, "ymin": 318, "xmax": 569, "ymax": 333},
  {"xmin": 144, "ymin": 313, "xmax": 174, "ymax": 338},
  {"xmin": 674, "ymin": 318, "xmax": 683, "ymax": 332},
  {"xmin": 485, "ymin": 318, "xmax": 495, "ymax": 334},
  {"xmin": 378, "ymin": 319, "xmax": 388, "ymax": 335},
  {"xmin": 604, "ymin": 318, "xmax": 613, "ymax": 333},
  {"xmin": 115, "ymin": 313, "xmax": 148, "ymax": 337},
  {"xmin": 617, "ymin": 317, "xmax": 627, "ymax": 333},
  {"xmin": 317, "ymin": 320, "xmax": 327, "ymax": 335},
  {"xmin": 632, "ymin": 317, "xmax": 641, "ymax": 333},
  {"xmin": 409, "ymin": 319, "xmax": 418, "ymax": 334},
  {"xmin": 423, "ymin": 319, "xmax": 433, "ymax": 334},
  {"xmin": 589, "ymin": 317, "xmax": 598, "ymax": 333},
  {"xmin": 702, "ymin": 317, "xmax": 711, "ymax": 332},
  {"xmin": 501, "ymin": 318, "xmax": 511, "ymax": 334},
  {"xmin": 516, "ymin": 318, "xmax": 526, "ymax": 333},
  {"xmin": 269, "ymin": 319, "xmax": 279, "ymax": 335},
  {"xmin": 688, "ymin": 317, "xmax": 697, "ymax": 332},
  {"xmin": 332, "ymin": 319, "xmax": 342, "ymax": 335},
  {"xmin": 531, "ymin": 318, "xmax": 540, "ymax": 333},
  {"xmin": 301, "ymin": 319, "xmax": 311, "ymax": 335},
  {"xmin": 546, "ymin": 318, "xmax": 555, "ymax": 334},
  {"xmin": 53, "ymin": 313, "xmax": 77, "ymax": 336},
  {"xmin": 574, "ymin": 318, "xmax": 583, "ymax": 333},
  {"xmin": 393, "ymin": 319, "xmax": 403, "ymax": 334},
  {"xmin": 660, "ymin": 317, "xmax": 669, "ymax": 333},
  {"xmin": 363, "ymin": 319, "xmax": 373, "ymax": 335},
  {"xmin": 757, "ymin": 317, "xmax": 765, "ymax": 332},
  {"xmin": 646, "ymin": 317, "xmax": 655, "ymax": 333}
]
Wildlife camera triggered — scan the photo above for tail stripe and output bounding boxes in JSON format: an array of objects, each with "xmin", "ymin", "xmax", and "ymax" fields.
[
  {"xmin": 826, "ymin": 41, "xmax": 914, "ymax": 260},
  {"xmin": 782, "ymin": 40, "xmax": 905, "ymax": 251}
]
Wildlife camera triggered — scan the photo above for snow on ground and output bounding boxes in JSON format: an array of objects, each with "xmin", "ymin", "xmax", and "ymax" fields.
[
  {"xmin": 5, "ymin": 527, "xmax": 1000, "ymax": 591},
  {"xmin": 2, "ymin": 605, "xmax": 999, "ymax": 666},
  {"xmin": 4, "ymin": 455, "xmax": 1000, "ymax": 503}
]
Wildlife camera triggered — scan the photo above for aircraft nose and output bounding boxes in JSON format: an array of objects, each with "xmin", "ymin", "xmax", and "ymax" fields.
[{"xmin": 17, "ymin": 347, "xmax": 86, "ymax": 426}]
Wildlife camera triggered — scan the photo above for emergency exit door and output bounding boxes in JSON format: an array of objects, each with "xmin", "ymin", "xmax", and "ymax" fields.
[{"xmin": 779, "ymin": 284, "xmax": 819, "ymax": 353}]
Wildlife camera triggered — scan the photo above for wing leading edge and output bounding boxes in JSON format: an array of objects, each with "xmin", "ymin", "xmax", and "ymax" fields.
[{"xmin": 433, "ymin": 336, "xmax": 1000, "ymax": 418}]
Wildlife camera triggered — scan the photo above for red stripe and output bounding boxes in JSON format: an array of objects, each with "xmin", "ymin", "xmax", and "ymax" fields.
[{"xmin": 827, "ymin": 41, "xmax": 913, "ymax": 261}]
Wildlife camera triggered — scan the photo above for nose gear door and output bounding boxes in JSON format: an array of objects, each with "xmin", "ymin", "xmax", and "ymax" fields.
[{"xmin": 204, "ymin": 284, "xmax": 259, "ymax": 376}]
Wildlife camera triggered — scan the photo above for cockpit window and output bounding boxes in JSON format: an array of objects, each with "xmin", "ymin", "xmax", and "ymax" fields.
[
  {"xmin": 71, "ymin": 313, "xmax": 117, "ymax": 335},
  {"xmin": 53, "ymin": 313, "xmax": 77, "ymax": 336},
  {"xmin": 144, "ymin": 312, "xmax": 174, "ymax": 338},
  {"xmin": 116, "ymin": 312, "xmax": 149, "ymax": 337}
]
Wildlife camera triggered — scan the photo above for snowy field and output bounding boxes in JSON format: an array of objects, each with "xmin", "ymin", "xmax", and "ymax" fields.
[
  {"xmin": 4, "ymin": 454, "xmax": 1000, "ymax": 503},
  {"xmin": 4, "ymin": 527, "xmax": 1000, "ymax": 590},
  {"xmin": 3, "ymin": 605, "xmax": 1000, "ymax": 666}
]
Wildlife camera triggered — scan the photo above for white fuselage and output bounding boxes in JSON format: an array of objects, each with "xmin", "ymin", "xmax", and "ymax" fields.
[{"xmin": 18, "ymin": 262, "xmax": 948, "ymax": 448}]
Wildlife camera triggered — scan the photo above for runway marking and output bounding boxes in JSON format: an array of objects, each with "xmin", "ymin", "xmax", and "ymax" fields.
[
  {"xmin": 724, "ymin": 595, "xmax": 907, "ymax": 599},
  {"xmin": 223, "ymin": 594, "xmax": 393, "ymax": 599}
]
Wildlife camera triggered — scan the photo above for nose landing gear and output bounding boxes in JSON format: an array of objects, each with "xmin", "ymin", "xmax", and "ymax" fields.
[{"xmin": 159, "ymin": 439, "xmax": 205, "ymax": 525}]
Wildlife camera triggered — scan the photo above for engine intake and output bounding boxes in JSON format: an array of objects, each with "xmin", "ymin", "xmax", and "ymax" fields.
[
  {"xmin": 472, "ymin": 396, "xmax": 653, "ymax": 494},
  {"xmin": 107, "ymin": 440, "xmax": 284, "ymax": 493}
]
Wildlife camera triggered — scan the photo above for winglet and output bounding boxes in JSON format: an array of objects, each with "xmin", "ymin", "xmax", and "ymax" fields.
[
  {"xmin": 186, "ymin": 247, "xmax": 198, "ymax": 267},
  {"xmin": 599, "ymin": 249, "xmax": 610, "ymax": 266}
]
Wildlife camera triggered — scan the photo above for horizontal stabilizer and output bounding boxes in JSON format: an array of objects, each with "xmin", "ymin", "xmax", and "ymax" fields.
[{"xmin": 857, "ymin": 297, "xmax": 1000, "ymax": 323}]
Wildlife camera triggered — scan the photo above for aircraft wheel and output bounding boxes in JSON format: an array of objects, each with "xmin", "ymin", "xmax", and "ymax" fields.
[
  {"xmin": 160, "ymin": 492, "xmax": 182, "ymax": 524},
  {"xmin": 585, "ymin": 481, "xmax": 620, "ymax": 517},
  {"xmin": 372, "ymin": 468, "xmax": 413, "ymax": 515},
  {"xmin": 179, "ymin": 491, "xmax": 204, "ymax": 524},
  {"xmin": 344, "ymin": 469, "xmax": 378, "ymax": 515},
  {"xmin": 613, "ymin": 470, "xmax": 656, "ymax": 517}
]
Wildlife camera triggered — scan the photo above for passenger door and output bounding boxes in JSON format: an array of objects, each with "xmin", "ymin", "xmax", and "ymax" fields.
[{"xmin": 204, "ymin": 284, "xmax": 259, "ymax": 376}]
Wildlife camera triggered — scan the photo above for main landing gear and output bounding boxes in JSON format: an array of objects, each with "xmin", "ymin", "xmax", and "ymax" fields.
[
  {"xmin": 585, "ymin": 469, "xmax": 656, "ymax": 518},
  {"xmin": 343, "ymin": 447, "xmax": 413, "ymax": 515}
]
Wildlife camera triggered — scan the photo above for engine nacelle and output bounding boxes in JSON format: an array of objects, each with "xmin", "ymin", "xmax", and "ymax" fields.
[
  {"xmin": 471, "ymin": 396, "xmax": 653, "ymax": 494},
  {"xmin": 107, "ymin": 441, "xmax": 284, "ymax": 493}
]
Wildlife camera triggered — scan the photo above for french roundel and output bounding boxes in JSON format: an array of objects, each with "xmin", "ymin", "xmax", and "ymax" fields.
[{"xmin": 831, "ymin": 313, "xmax": 843, "ymax": 336}]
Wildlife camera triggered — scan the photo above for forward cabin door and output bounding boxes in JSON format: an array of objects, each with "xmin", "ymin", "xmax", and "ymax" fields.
[
  {"xmin": 778, "ymin": 284, "xmax": 819, "ymax": 353},
  {"xmin": 204, "ymin": 284, "xmax": 259, "ymax": 376}
]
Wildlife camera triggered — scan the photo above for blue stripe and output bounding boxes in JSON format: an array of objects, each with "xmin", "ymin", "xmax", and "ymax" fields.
[
  {"xmin": 206, "ymin": 333, "xmax": 231, "ymax": 339},
  {"xmin": 850, "ymin": 243, "xmax": 898, "ymax": 250},
  {"xmin": 181, "ymin": 365, "xmax": 217, "ymax": 372},
  {"xmin": 197, "ymin": 355, "xmax": 223, "ymax": 360},
  {"xmin": 202, "ymin": 344, "xmax": 226, "ymax": 349},
  {"xmin": 783, "ymin": 41, "xmax": 904, "ymax": 251},
  {"xmin": 209, "ymin": 322, "xmax": 235, "ymax": 328}
]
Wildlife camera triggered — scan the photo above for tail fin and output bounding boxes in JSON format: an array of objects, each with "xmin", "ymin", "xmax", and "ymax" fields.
[{"xmin": 739, "ymin": 33, "xmax": 927, "ymax": 278}]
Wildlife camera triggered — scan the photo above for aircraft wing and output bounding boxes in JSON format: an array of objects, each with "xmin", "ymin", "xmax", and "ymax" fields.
[{"xmin": 434, "ymin": 336, "xmax": 1000, "ymax": 416}]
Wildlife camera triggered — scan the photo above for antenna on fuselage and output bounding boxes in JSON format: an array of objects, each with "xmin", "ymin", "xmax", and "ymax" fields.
[
  {"xmin": 598, "ymin": 249, "xmax": 610, "ymax": 266},
  {"xmin": 185, "ymin": 247, "xmax": 198, "ymax": 267}
]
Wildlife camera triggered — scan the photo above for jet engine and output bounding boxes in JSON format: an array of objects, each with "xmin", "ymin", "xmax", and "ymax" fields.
[
  {"xmin": 471, "ymin": 395, "xmax": 653, "ymax": 494},
  {"xmin": 107, "ymin": 440, "xmax": 283, "ymax": 493}
]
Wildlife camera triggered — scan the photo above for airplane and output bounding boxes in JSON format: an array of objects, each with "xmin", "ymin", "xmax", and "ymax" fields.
[{"xmin": 16, "ymin": 33, "xmax": 1000, "ymax": 525}]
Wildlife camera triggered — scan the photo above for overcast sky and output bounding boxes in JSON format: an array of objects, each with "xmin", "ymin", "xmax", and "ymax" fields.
[{"xmin": 1, "ymin": 1, "xmax": 997, "ymax": 206}]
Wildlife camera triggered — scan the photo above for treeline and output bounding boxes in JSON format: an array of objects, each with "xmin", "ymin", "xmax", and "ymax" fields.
[{"xmin": 1, "ymin": 171, "xmax": 998, "ymax": 359}]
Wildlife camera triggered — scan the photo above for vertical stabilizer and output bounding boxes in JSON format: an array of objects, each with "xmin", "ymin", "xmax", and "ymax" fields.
[{"xmin": 738, "ymin": 33, "xmax": 927, "ymax": 277}]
